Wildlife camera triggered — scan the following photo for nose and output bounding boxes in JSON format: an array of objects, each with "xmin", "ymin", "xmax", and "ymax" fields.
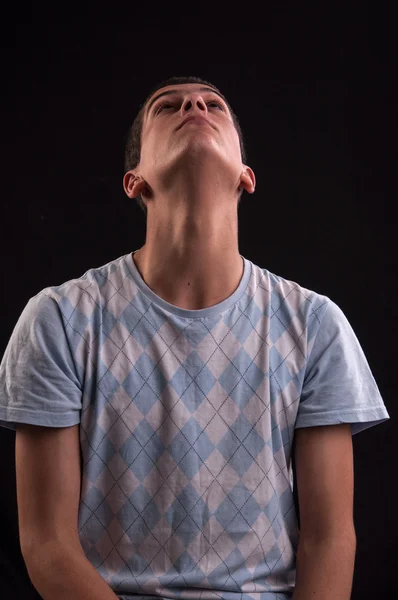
[{"xmin": 181, "ymin": 94, "xmax": 207, "ymax": 115}]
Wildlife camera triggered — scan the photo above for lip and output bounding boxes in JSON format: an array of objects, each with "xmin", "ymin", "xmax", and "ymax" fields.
[{"xmin": 176, "ymin": 115, "xmax": 214, "ymax": 130}]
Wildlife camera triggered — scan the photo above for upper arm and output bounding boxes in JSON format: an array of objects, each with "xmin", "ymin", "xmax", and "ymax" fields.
[
  {"xmin": 15, "ymin": 423, "xmax": 83, "ymax": 558},
  {"xmin": 293, "ymin": 423, "xmax": 356, "ymax": 541}
]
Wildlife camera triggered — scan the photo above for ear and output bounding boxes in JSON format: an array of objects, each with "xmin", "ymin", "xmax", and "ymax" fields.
[
  {"xmin": 123, "ymin": 171, "xmax": 147, "ymax": 199},
  {"xmin": 239, "ymin": 166, "xmax": 256, "ymax": 194}
]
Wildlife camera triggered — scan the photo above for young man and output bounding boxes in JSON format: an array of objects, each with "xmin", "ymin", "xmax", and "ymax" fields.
[
  {"xmin": 123, "ymin": 77, "xmax": 255, "ymax": 312},
  {"xmin": 0, "ymin": 77, "xmax": 390, "ymax": 600}
]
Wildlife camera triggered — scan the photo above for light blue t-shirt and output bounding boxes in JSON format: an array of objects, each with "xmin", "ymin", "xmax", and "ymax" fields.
[{"xmin": 0, "ymin": 252, "xmax": 390, "ymax": 600}]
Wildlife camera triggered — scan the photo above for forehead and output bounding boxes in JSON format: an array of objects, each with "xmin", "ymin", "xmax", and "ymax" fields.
[{"xmin": 150, "ymin": 83, "xmax": 223, "ymax": 98}]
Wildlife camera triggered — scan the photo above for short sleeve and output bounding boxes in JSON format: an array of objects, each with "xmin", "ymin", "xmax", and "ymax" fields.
[
  {"xmin": 0, "ymin": 291, "xmax": 82, "ymax": 431},
  {"xmin": 296, "ymin": 299, "xmax": 390, "ymax": 436}
]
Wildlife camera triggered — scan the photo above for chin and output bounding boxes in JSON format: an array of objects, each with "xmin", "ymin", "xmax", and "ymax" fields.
[
  {"xmin": 161, "ymin": 139, "xmax": 231, "ymax": 175},
  {"xmin": 181, "ymin": 137, "xmax": 224, "ymax": 160}
]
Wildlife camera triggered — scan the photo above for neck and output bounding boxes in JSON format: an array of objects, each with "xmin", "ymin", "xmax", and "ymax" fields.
[{"xmin": 133, "ymin": 191, "xmax": 244, "ymax": 310}]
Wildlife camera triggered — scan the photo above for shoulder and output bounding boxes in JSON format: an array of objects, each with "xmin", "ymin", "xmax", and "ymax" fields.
[
  {"xmin": 35, "ymin": 253, "xmax": 129, "ymax": 315},
  {"xmin": 255, "ymin": 263, "xmax": 333, "ymax": 338}
]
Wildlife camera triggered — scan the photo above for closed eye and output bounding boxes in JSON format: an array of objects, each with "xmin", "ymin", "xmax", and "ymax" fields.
[
  {"xmin": 156, "ymin": 103, "xmax": 173, "ymax": 114},
  {"xmin": 207, "ymin": 100, "xmax": 224, "ymax": 110}
]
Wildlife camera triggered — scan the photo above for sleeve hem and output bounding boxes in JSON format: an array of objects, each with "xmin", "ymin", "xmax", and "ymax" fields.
[
  {"xmin": 0, "ymin": 406, "xmax": 80, "ymax": 431},
  {"xmin": 295, "ymin": 406, "xmax": 390, "ymax": 435}
]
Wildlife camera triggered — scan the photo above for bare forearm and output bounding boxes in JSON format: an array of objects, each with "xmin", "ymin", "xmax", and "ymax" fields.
[
  {"xmin": 292, "ymin": 535, "xmax": 356, "ymax": 600},
  {"xmin": 23, "ymin": 541, "xmax": 119, "ymax": 600}
]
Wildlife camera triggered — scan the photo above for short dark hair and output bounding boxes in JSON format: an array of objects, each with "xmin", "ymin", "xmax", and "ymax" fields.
[{"xmin": 124, "ymin": 76, "xmax": 248, "ymax": 217}]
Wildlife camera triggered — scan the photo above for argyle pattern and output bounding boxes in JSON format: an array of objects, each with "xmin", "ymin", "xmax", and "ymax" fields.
[{"xmin": 0, "ymin": 252, "xmax": 389, "ymax": 599}]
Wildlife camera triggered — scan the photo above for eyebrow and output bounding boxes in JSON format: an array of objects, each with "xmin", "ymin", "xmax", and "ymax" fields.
[{"xmin": 145, "ymin": 87, "xmax": 228, "ymax": 117}]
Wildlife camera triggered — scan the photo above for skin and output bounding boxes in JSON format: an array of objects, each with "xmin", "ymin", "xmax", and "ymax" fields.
[{"xmin": 123, "ymin": 83, "xmax": 256, "ymax": 310}]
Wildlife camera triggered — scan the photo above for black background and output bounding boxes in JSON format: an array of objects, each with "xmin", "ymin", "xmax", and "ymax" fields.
[{"xmin": 0, "ymin": 3, "xmax": 396, "ymax": 598}]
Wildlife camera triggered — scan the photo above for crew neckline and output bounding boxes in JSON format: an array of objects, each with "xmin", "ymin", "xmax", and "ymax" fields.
[{"xmin": 124, "ymin": 250, "xmax": 251, "ymax": 319}]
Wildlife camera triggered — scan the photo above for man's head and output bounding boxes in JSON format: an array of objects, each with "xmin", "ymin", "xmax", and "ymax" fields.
[{"xmin": 123, "ymin": 76, "xmax": 250, "ymax": 216}]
